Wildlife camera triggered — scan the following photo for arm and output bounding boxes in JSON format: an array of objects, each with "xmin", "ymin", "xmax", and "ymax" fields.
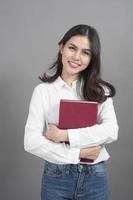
[
  {"xmin": 24, "ymin": 86, "xmax": 80, "ymax": 164},
  {"xmin": 46, "ymin": 124, "xmax": 102, "ymax": 161},
  {"xmin": 46, "ymin": 125, "xmax": 102, "ymax": 161},
  {"xmin": 67, "ymin": 97, "xmax": 119, "ymax": 148},
  {"xmin": 47, "ymin": 97, "xmax": 118, "ymax": 148}
]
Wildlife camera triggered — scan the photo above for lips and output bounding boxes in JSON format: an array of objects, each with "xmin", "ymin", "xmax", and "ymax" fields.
[{"xmin": 68, "ymin": 61, "xmax": 81, "ymax": 68}]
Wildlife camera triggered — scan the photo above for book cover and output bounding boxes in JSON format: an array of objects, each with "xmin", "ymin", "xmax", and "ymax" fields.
[
  {"xmin": 58, "ymin": 99, "xmax": 98, "ymax": 129},
  {"xmin": 58, "ymin": 99, "xmax": 98, "ymax": 163}
]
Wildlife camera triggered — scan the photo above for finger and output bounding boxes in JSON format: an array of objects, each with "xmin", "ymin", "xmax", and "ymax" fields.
[
  {"xmin": 93, "ymin": 146, "xmax": 101, "ymax": 150},
  {"xmin": 48, "ymin": 124, "xmax": 52, "ymax": 129}
]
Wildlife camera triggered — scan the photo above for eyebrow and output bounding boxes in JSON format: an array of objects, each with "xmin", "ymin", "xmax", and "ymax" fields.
[{"xmin": 69, "ymin": 43, "xmax": 91, "ymax": 52}]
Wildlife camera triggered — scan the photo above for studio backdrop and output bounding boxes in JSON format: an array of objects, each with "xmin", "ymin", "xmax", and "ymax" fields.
[{"xmin": 0, "ymin": 0, "xmax": 133, "ymax": 199}]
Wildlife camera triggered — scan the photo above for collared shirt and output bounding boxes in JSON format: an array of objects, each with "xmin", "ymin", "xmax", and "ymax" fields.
[{"xmin": 24, "ymin": 76, "xmax": 119, "ymax": 164}]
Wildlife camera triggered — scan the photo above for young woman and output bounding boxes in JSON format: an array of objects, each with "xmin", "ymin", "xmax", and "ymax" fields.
[{"xmin": 24, "ymin": 24, "xmax": 119, "ymax": 200}]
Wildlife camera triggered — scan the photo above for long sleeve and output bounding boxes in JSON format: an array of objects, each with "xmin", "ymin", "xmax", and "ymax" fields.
[
  {"xmin": 67, "ymin": 97, "xmax": 119, "ymax": 148},
  {"xmin": 24, "ymin": 86, "xmax": 80, "ymax": 164}
]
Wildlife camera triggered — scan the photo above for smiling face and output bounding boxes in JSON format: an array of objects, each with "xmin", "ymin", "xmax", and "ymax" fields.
[{"xmin": 60, "ymin": 35, "xmax": 92, "ymax": 81}]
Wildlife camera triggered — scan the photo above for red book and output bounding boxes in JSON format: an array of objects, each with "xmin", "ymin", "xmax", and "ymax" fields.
[{"xmin": 58, "ymin": 99, "xmax": 98, "ymax": 163}]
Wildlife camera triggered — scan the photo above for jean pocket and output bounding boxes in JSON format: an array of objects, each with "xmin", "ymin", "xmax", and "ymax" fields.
[
  {"xmin": 93, "ymin": 162, "xmax": 107, "ymax": 177},
  {"xmin": 43, "ymin": 161, "xmax": 66, "ymax": 178}
]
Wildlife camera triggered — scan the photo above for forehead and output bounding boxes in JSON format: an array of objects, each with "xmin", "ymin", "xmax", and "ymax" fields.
[{"xmin": 66, "ymin": 35, "xmax": 90, "ymax": 49}]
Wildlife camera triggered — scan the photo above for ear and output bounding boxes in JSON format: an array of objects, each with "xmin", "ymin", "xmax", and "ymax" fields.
[{"xmin": 59, "ymin": 44, "xmax": 63, "ymax": 54}]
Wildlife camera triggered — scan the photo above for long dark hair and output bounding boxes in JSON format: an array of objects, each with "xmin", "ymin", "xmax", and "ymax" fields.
[{"xmin": 39, "ymin": 24, "xmax": 116, "ymax": 103}]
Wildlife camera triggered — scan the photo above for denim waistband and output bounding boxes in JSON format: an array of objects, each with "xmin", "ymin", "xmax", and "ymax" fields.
[{"xmin": 43, "ymin": 160, "xmax": 107, "ymax": 175}]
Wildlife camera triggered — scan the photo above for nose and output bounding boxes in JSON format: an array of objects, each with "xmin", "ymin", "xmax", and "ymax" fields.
[{"xmin": 73, "ymin": 50, "xmax": 81, "ymax": 60}]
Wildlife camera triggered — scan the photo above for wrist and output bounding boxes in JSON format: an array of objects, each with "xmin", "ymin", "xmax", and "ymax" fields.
[
  {"xmin": 79, "ymin": 149, "xmax": 83, "ymax": 158},
  {"xmin": 61, "ymin": 129, "xmax": 69, "ymax": 142}
]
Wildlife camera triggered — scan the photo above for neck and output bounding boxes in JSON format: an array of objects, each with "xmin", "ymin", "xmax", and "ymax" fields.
[{"xmin": 61, "ymin": 73, "xmax": 79, "ymax": 87}]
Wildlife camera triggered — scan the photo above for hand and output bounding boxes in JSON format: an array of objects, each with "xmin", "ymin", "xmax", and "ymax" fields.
[
  {"xmin": 79, "ymin": 145, "xmax": 102, "ymax": 161},
  {"xmin": 46, "ymin": 124, "xmax": 68, "ymax": 143}
]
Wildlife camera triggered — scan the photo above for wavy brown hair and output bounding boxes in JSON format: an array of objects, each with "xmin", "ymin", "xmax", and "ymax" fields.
[{"xmin": 39, "ymin": 24, "xmax": 115, "ymax": 103}]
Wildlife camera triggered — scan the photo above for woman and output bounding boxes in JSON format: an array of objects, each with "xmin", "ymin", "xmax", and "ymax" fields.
[{"xmin": 24, "ymin": 24, "xmax": 119, "ymax": 200}]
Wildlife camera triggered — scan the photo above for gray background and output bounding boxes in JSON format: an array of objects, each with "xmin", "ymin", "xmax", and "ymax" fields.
[{"xmin": 0, "ymin": 0, "xmax": 133, "ymax": 199}]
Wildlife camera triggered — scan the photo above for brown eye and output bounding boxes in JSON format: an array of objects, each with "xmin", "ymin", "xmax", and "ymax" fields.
[
  {"xmin": 68, "ymin": 46, "xmax": 75, "ymax": 50},
  {"xmin": 83, "ymin": 51, "xmax": 91, "ymax": 56},
  {"xmin": 84, "ymin": 52, "xmax": 89, "ymax": 55}
]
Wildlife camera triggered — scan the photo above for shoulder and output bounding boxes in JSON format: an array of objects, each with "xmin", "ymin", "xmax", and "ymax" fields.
[
  {"xmin": 29, "ymin": 83, "xmax": 48, "ymax": 100},
  {"xmin": 34, "ymin": 82, "xmax": 49, "ymax": 90},
  {"xmin": 98, "ymin": 85, "xmax": 113, "ymax": 108},
  {"xmin": 34, "ymin": 82, "xmax": 53, "ymax": 93},
  {"xmin": 100, "ymin": 84, "xmax": 110, "ymax": 96},
  {"xmin": 32, "ymin": 81, "xmax": 57, "ymax": 100}
]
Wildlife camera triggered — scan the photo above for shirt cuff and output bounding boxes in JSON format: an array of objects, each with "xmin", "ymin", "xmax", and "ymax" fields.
[
  {"xmin": 67, "ymin": 146, "xmax": 80, "ymax": 164},
  {"xmin": 67, "ymin": 128, "xmax": 81, "ymax": 148}
]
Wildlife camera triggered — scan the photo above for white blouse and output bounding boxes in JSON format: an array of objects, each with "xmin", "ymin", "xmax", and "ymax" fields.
[{"xmin": 24, "ymin": 76, "xmax": 119, "ymax": 164}]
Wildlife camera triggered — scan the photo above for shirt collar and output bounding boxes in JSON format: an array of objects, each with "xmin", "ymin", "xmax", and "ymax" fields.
[{"xmin": 53, "ymin": 76, "xmax": 78, "ymax": 90}]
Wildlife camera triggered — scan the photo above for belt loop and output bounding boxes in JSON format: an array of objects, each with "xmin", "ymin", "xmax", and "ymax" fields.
[{"xmin": 65, "ymin": 164, "xmax": 70, "ymax": 175}]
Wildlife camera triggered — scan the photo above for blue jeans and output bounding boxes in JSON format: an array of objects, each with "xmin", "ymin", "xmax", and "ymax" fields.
[{"xmin": 41, "ymin": 161, "xmax": 109, "ymax": 200}]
